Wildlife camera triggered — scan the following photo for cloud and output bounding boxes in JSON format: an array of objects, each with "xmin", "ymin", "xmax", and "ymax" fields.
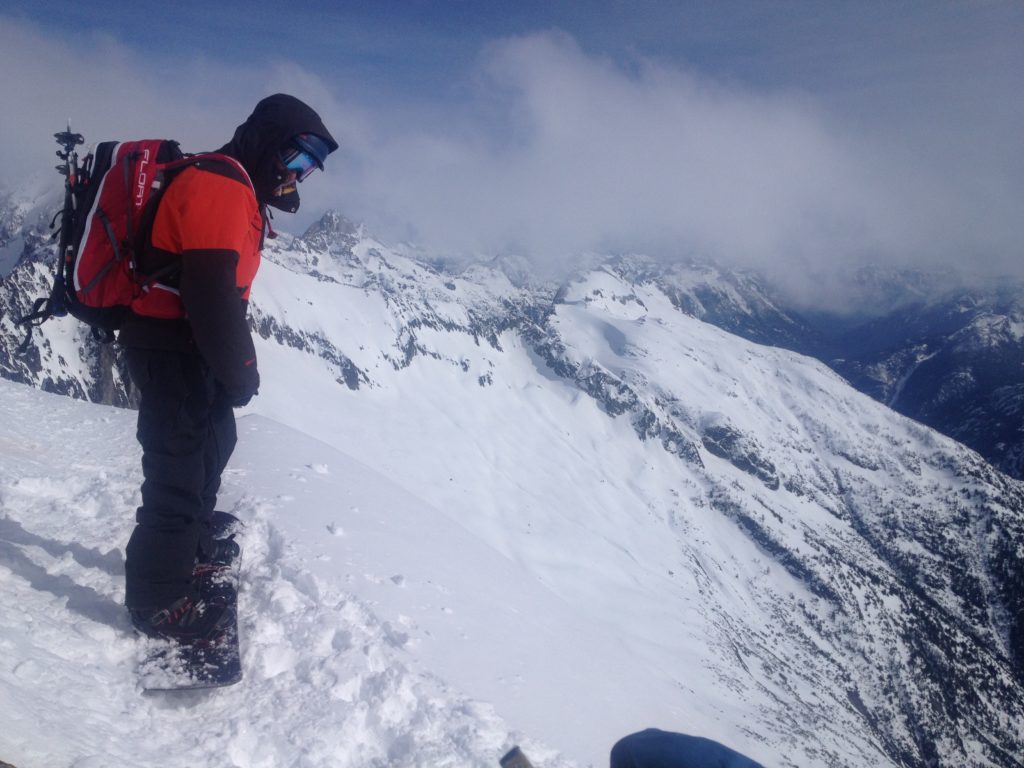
[
  {"xmin": 341, "ymin": 30, "xmax": 1023, "ymax": 301},
  {"xmin": 0, "ymin": 17, "xmax": 341, "ymax": 201},
  {"xmin": 2, "ymin": 16, "xmax": 1021, "ymax": 310},
  {"xmin": 0, "ymin": 22, "xmax": 219, "ymax": 175}
]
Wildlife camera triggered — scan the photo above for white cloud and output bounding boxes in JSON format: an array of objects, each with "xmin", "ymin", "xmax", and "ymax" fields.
[
  {"xmin": 0, "ymin": 23, "xmax": 257, "ymax": 189},
  {"xmin": 0, "ymin": 17, "xmax": 346, "ymax": 226},
  {"xmin": 340, "ymin": 31, "xmax": 1023, "ymax": 299},
  {"xmin": 2, "ymin": 18, "xmax": 1021, "ymax": 309}
]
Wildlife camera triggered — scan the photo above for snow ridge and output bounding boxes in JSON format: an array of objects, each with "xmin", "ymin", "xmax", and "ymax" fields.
[{"xmin": 0, "ymin": 382, "xmax": 563, "ymax": 768}]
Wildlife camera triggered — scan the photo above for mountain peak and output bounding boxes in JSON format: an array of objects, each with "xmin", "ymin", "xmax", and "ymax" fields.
[{"xmin": 300, "ymin": 210, "xmax": 360, "ymax": 251}]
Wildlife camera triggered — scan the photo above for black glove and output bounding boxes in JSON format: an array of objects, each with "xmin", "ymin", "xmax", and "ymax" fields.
[{"xmin": 225, "ymin": 364, "xmax": 259, "ymax": 408}]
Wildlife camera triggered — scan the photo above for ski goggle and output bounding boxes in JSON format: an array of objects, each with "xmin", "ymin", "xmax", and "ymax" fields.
[{"xmin": 279, "ymin": 134, "xmax": 331, "ymax": 182}]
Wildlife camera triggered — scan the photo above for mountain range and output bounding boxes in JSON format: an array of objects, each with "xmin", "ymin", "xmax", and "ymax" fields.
[
  {"xmin": 1, "ymin": 194, "xmax": 1024, "ymax": 766},
  {"xmin": 5, "ymin": 188, "xmax": 1023, "ymax": 484}
]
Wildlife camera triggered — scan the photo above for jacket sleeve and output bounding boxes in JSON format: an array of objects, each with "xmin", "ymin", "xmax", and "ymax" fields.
[
  {"xmin": 179, "ymin": 248, "xmax": 259, "ymax": 406},
  {"xmin": 156, "ymin": 167, "xmax": 262, "ymax": 406}
]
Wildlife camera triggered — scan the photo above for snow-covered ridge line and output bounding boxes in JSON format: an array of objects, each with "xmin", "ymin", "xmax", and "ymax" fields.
[
  {"xmin": 249, "ymin": 225, "xmax": 1024, "ymax": 765},
  {"xmin": 1, "ymin": 208, "xmax": 1024, "ymax": 765}
]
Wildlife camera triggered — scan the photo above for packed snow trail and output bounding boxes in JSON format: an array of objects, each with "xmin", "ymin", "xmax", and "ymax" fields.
[{"xmin": 0, "ymin": 380, "xmax": 575, "ymax": 768}]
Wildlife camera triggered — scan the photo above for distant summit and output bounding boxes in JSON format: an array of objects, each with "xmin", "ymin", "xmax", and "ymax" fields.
[{"xmin": 300, "ymin": 209, "xmax": 360, "ymax": 252}]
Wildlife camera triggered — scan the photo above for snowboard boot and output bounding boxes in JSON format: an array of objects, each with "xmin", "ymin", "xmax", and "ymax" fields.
[
  {"xmin": 130, "ymin": 594, "xmax": 235, "ymax": 647},
  {"xmin": 208, "ymin": 510, "xmax": 242, "ymax": 538},
  {"xmin": 193, "ymin": 510, "xmax": 243, "ymax": 606},
  {"xmin": 195, "ymin": 536, "xmax": 240, "ymax": 576},
  {"xmin": 195, "ymin": 510, "xmax": 242, "ymax": 580},
  {"xmin": 193, "ymin": 536, "xmax": 240, "ymax": 610}
]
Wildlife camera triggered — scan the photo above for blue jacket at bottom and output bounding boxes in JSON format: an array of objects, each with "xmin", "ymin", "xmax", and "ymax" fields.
[{"xmin": 610, "ymin": 729, "xmax": 764, "ymax": 768}]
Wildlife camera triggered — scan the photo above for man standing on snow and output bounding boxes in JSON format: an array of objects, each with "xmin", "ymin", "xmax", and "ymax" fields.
[{"xmin": 119, "ymin": 94, "xmax": 337, "ymax": 642}]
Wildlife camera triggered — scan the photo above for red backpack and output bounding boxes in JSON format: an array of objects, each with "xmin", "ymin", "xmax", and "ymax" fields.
[{"xmin": 18, "ymin": 132, "xmax": 222, "ymax": 344}]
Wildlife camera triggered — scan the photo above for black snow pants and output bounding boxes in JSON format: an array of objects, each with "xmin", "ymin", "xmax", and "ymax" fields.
[{"xmin": 123, "ymin": 347, "xmax": 237, "ymax": 609}]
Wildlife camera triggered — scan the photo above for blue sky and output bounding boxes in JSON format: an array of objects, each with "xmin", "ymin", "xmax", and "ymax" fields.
[
  {"xmin": 10, "ymin": 1, "xmax": 1016, "ymax": 107},
  {"xmin": 2, "ymin": 1, "xmax": 1022, "ymax": 304}
]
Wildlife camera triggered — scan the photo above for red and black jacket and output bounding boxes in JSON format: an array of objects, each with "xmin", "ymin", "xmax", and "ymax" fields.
[{"xmin": 118, "ymin": 156, "xmax": 262, "ymax": 403}]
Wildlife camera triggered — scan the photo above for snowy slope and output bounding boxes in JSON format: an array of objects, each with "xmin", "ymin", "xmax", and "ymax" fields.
[
  {"xmin": 244, "ymin": 229, "xmax": 1024, "ymax": 767},
  {"xmin": 2, "ymin": 215, "xmax": 1024, "ymax": 767},
  {"xmin": 0, "ymin": 380, "xmax": 578, "ymax": 768}
]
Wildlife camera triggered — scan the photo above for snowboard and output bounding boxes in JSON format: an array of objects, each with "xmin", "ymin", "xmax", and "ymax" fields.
[{"xmin": 139, "ymin": 511, "xmax": 243, "ymax": 691}]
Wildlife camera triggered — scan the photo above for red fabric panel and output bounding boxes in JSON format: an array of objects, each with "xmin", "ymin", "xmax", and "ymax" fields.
[{"xmin": 133, "ymin": 164, "xmax": 261, "ymax": 317}]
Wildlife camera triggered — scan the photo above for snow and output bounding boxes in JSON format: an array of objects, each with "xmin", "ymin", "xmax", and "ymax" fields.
[
  {"xmin": 3, "ymin": 224, "xmax": 1024, "ymax": 767},
  {"xmin": 0, "ymin": 381, "xmax": 575, "ymax": 767},
  {"xmin": 1, "ymin": 374, "xmax": 779, "ymax": 767},
  {"xmin": 0, "ymin": 326, "xmax": 798, "ymax": 767},
  {"xmin": 0, "ymin": 184, "xmax": 61, "ymax": 278}
]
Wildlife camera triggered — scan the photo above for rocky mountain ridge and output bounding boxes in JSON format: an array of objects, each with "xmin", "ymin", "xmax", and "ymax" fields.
[
  {"xmin": 4, "ymin": 197, "xmax": 1022, "ymax": 481},
  {"xmin": 2, "ymin": 205, "xmax": 1024, "ymax": 765}
]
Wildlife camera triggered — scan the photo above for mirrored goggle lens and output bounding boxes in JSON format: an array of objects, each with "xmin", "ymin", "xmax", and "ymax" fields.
[
  {"xmin": 294, "ymin": 133, "xmax": 332, "ymax": 166},
  {"xmin": 280, "ymin": 146, "xmax": 319, "ymax": 181}
]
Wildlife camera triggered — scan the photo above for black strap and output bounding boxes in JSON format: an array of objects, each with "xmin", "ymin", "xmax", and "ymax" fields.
[
  {"xmin": 98, "ymin": 208, "xmax": 122, "ymax": 262},
  {"xmin": 78, "ymin": 257, "xmax": 119, "ymax": 297},
  {"xmin": 91, "ymin": 326, "xmax": 116, "ymax": 344},
  {"xmin": 17, "ymin": 296, "xmax": 51, "ymax": 327},
  {"xmin": 15, "ymin": 296, "xmax": 54, "ymax": 354},
  {"xmin": 140, "ymin": 260, "xmax": 183, "ymax": 286}
]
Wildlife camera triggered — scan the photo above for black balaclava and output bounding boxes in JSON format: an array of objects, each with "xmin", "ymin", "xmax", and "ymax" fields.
[{"xmin": 218, "ymin": 93, "xmax": 338, "ymax": 212}]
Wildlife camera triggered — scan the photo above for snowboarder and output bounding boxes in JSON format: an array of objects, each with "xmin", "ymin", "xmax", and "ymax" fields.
[{"xmin": 121, "ymin": 94, "xmax": 337, "ymax": 644}]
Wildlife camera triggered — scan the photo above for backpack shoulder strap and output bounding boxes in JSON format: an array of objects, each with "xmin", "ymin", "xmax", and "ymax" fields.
[{"xmin": 165, "ymin": 152, "xmax": 255, "ymax": 194}]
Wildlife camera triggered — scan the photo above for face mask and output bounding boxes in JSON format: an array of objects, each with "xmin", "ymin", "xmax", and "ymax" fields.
[{"xmin": 268, "ymin": 186, "xmax": 300, "ymax": 212}]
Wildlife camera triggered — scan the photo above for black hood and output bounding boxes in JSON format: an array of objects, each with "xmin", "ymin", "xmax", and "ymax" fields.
[{"xmin": 218, "ymin": 93, "xmax": 338, "ymax": 212}]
